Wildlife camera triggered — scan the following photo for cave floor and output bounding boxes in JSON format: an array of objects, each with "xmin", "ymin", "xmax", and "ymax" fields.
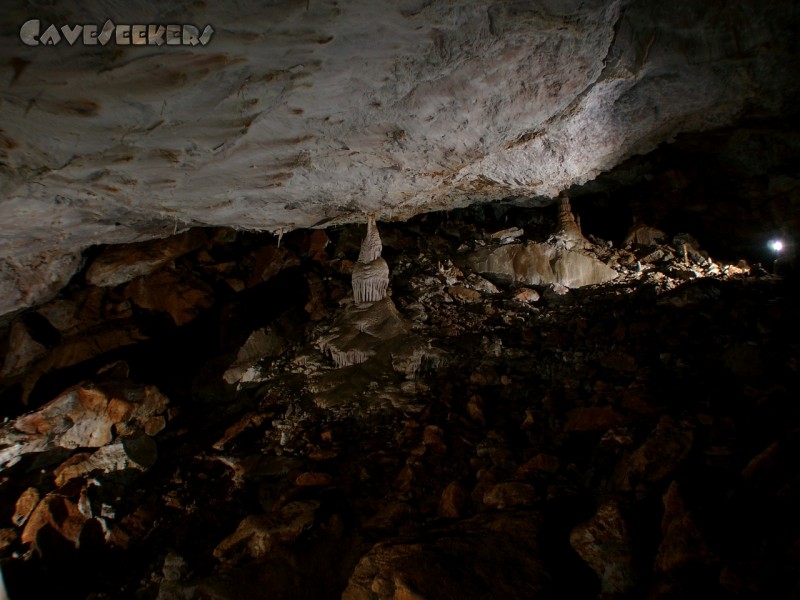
[{"xmin": 1, "ymin": 207, "xmax": 799, "ymax": 599}]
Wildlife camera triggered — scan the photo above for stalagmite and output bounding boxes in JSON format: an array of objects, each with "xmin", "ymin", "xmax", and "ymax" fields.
[
  {"xmin": 554, "ymin": 194, "xmax": 589, "ymax": 249},
  {"xmin": 351, "ymin": 215, "xmax": 390, "ymax": 303}
]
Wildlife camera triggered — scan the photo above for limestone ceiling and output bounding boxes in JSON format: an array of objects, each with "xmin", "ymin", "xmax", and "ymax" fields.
[{"xmin": 0, "ymin": 0, "xmax": 798, "ymax": 315}]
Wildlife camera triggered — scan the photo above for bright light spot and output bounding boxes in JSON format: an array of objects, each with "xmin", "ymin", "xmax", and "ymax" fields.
[{"xmin": 771, "ymin": 240, "xmax": 784, "ymax": 252}]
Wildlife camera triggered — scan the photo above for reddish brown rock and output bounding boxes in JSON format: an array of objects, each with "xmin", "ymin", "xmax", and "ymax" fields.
[
  {"xmin": 599, "ymin": 352, "xmax": 638, "ymax": 373},
  {"xmin": 212, "ymin": 412, "xmax": 268, "ymax": 450},
  {"xmin": 467, "ymin": 395, "xmax": 486, "ymax": 426},
  {"xmin": 741, "ymin": 440, "xmax": 781, "ymax": 482},
  {"xmin": 624, "ymin": 223, "xmax": 667, "ymax": 247},
  {"xmin": 422, "ymin": 425, "xmax": 447, "ymax": 454},
  {"xmin": 0, "ymin": 321, "xmax": 46, "ymax": 377},
  {"xmin": 12, "ymin": 487, "xmax": 41, "ymax": 527},
  {"xmin": 308, "ymin": 448, "xmax": 338, "ymax": 461},
  {"xmin": 21, "ymin": 494, "xmax": 89, "ymax": 551},
  {"xmin": 247, "ymin": 244, "xmax": 301, "ymax": 287},
  {"xmin": 0, "ymin": 528, "xmax": 17, "ymax": 551},
  {"xmin": 344, "ymin": 512, "xmax": 549, "ymax": 599},
  {"xmin": 655, "ymin": 481, "xmax": 717, "ymax": 573},
  {"xmin": 447, "ymin": 285, "xmax": 482, "ymax": 302},
  {"xmin": 570, "ymin": 501, "xmax": 637, "ymax": 595},
  {"xmin": 564, "ymin": 406, "xmax": 625, "ymax": 432},
  {"xmin": 438, "ymin": 482, "xmax": 469, "ymax": 519},
  {"xmin": 517, "ymin": 453, "xmax": 560, "ymax": 476},
  {"xmin": 125, "ymin": 270, "xmax": 214, "ymax": 326},
  {"xmin": 363, "ymin": 502, "xmax": 415, "ymax": 532},
  {"xmin": 613, "ymin": 420, "xmax": 694, "ymax": 493},
  {"xmin": 308, "ymin": 229, "xmax": 330, "ymax": 262},
  {"xmin": 304, "ymin": 271, "xmax": 329, "ymax": 320},
  {"xmin": 512, "ymin": 288, "xmax": 540, "ymax": 303},
  {"xmin": 469, "ymin": 366, "xmax": 498, "ymax": 386},
  {"xmin": 53, "ymin": 453, "xmax": 93, "ymax": 487},
  {"xmin": 482, "ymin": 482, "xmax": 537, "ymax": 509},
  {"xmin": 294, "ymin": 472, "xmax": 334, "ymax": 487},
  {"xmin": 86, "ymin": 229, "xmax": 209, "ymax": 287},
  {"xmin": 213, "ymin": 501, "xmax": 318, "ymax": 564},
  {"xmin": 0, "ymin": 381, "xmax": 168, "ymax": 473},
  {"xmin": 52, "ymin": 437, "xmax": 156, "ymax": 486}
]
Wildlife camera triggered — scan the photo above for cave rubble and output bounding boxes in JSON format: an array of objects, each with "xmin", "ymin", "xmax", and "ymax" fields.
[{"xmin": 0, "ymin": 203, "xmax": 797, "ymax": 598}]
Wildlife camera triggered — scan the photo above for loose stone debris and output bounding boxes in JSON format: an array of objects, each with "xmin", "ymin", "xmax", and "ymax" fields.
[{"xmin": 0, "ymin": 202, "xmax": 797, "ymax": 598}]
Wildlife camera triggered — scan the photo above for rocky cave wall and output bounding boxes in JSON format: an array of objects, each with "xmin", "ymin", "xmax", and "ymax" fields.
[{"xmin": 1, "ymin": 0, "xmax": 799, "ymax": 316}]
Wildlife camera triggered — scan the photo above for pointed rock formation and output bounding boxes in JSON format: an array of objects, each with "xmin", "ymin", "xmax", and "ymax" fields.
[
  {"xmin": 351, "ymin": 216, "xmax": 390, "ymax": 303},
  {"xmin": 554, "ymin": 194, "xmax": 589, "ymax": 249}
]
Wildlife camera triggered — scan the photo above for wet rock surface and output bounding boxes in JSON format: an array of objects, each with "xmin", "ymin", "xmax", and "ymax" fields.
[{"xmin": 0, "ymin": 203, "xmax": 798, "ymax": 598}]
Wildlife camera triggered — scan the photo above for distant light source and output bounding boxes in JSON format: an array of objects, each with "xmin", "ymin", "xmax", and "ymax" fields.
[{"xmin": 770, "ymin": 239, "xmax": 784, "ymax": 253}]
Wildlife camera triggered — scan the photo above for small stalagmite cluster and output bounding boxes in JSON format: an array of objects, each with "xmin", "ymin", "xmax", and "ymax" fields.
[{"xmin": 351, "ymin": 216, "xmax": 390, "ymax": 303}]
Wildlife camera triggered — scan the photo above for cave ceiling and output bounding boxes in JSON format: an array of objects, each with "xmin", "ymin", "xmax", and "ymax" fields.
[{"xmin": 0, "ymin": 0, "xmax": 798, "ymax": 315}]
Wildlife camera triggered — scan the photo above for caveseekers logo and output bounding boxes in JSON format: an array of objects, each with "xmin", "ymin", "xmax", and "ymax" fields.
[{"xmin": 20, "ymin": 19, "xmax": 214, "ymax": 46}]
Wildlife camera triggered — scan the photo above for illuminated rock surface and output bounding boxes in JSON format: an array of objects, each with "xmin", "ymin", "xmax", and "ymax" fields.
[{"xmin": 1, "ymin": 0, "xmax": 799, "ymax": 313}]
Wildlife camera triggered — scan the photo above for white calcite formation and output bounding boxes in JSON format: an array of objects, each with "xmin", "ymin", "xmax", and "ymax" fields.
[
  {"xmin": 351, "ymin": 216, "xmax": 390, "ymax": 304},
  {"xmin": 469, "ymin": 242, "xmax": 618, "ymax": 289},
  {"xmin": 316, "ymin": 297, "xmax": 407, "ymax": 369}
]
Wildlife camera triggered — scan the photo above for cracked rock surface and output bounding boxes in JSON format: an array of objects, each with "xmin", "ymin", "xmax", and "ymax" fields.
[{"xmin": 1, "ymin": 0, "xmax": 799, "ymax": 314}]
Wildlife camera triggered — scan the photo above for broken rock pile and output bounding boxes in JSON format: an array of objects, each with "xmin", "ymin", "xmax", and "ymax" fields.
[{"xmin": 0, "ymin": 203, "xmax": 796, "ymax": 599}]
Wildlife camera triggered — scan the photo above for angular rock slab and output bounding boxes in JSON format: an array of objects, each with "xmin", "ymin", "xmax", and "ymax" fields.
[
  {"xmin": 343, "ymin": 512, "xmax": 549, "ymax": 600},
  {"xmin": 570, "ymin": 501, "xmax": 637, "ymax": 595},
  {"xmin": 468, "ymin": 242, "xmax": 618, "ymax": 289}
]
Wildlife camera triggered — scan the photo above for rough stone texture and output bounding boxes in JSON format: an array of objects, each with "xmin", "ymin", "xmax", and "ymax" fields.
[
  {"xmin": 124, "ymin": 269, "xmax": 215, "ymax": 326},
  {"xmin": 0, "ymin": 251, "xmax": 83, "ymax": 317},
  {"xmin": 85, "ymin": 229, "xmax": 209, "ymax": 287},
  {"xmin": 469, "ymin": 242, "xmax": 618, "ymax": 288},
  {"xmin": 564, "ymin": 406, "xmax": 625, "ymax": 432},
  {"xmin": 316, "ymin": 297, "xmax": 408, "ymax": 368},
  {"xmin": 1, "ymin": 0, "xmax": 798, "ymax": 315},
  {"xmin": 612, "ymin": 418, "xmax": 694, "ymax": 494},
  {"xmin": 655, "ymin": 481, "xmax": 718, "ymax": 574},
  {"xmin": 0, "ymin": 210, "xmax": 798, "ymax": 597},
  {"xmin": 554, "ymin": 195, "xmax": 588, "ymax": 249},
  {"xmin": 0, "ymin": 321, "xmax": 46, "ymax": 378},
  {"xmin": 213, "ymin": 501, "xmax": 319, "ymax": 563},
  {"xmin": 343, "ymin": 512, "xmax": 549, "ymax": 600},
  {"xmin": 0, "ymin": 381, "xmax": 168, "ymax": 469},
  {"xmin": 624, "ymin": 223, "xmax": 667, "ymax": 247},
  {"xmin": 352, "ymin": 216, "xmax": 390, "ymax": 303},
  {"xmin": 570, "ymin": 501, "xmax": 636, "ymax": 595}
]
